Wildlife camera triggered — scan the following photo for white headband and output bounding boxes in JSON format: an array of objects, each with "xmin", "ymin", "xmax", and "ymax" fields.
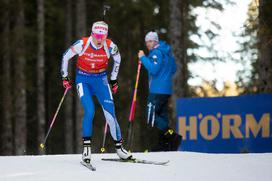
[{"xmin": 92, "ymin": 21, "xmax": 108, "ymax": 35}]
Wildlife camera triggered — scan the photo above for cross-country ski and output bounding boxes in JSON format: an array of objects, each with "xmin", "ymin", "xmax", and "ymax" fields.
[
  {"xmin": 101, "ymin": 158, "xmax": 169, "ymax": 165},
  {"xmin": 80, "ymin": 161, "xmax": 96, "ymax": 171}
]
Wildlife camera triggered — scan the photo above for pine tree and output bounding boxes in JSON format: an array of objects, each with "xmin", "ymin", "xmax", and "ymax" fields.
[
  {"xmin": 1, "ymin": 0, "xmax": 13, "ymax": 155},
  {"xmin": 169, "ymin": 0, "xmax": 189, "ymax": 99},
  {"xmin": 169, "ymin": 0, "xmax": 189, "ymax": 128},
  {"xmin": 258, "ymin": 0, "xmax": 272, "ymax": 92},
  {"xmin": 13, "ymin": 0, "xmax": 27, "ymax": 155},
  {"xmin": 37, "ymin": 0, "xmax": 46, "ymax": 154},
  {"xmin": 75, "ymin": 0, "xmax": 87, "ymax": 153},
  {"xmin": 64, "ymin": 0, "xmax": 74, "ymax": 154},
  {"xmin": 236, "ymin": 0, "xmax": 258, "ymax": 93}
]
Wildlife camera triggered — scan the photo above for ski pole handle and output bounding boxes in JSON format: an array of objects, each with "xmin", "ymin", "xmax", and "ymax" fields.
[{"xmin": 102, "ymin": 5, "xmax": 110, "ymax": 21}]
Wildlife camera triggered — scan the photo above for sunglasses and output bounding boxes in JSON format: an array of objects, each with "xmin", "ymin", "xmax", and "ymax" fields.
[{"xmin": 92, "ymin": 33, "xmax": 107, "ymax": 40}]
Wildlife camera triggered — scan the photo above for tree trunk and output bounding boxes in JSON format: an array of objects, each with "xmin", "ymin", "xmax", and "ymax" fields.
[
  {"xmin": 75, "ymin": 0, "xmax": 86, "ymax": 153},
  {"xmin": 37, "ymin": 0, "xmax": 46, "ymax": 154},
  {"xmin": 258, "ymin": 0, "xmax": 272, "ymax": 92},
  {"xmin": 13, "ymin": 0, "xmax": 27, "ymax": 155},
  {"xmin": 169, "ymin": 0, "xmax": 189, "ymax": 127},
  {"xmin": 64, "ymin": 0, "xmax": 74, "ymax": 154},
  {"xmin": 1, "ymin": 0, "xmax": 13, "ymax": 155}
]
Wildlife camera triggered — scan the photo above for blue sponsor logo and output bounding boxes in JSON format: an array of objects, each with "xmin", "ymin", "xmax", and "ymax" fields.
[{"xmin": 176, "ymin": 94, "xmax": 272, "ymax": 153}]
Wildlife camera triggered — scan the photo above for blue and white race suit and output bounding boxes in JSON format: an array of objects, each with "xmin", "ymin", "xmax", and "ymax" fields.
[{"xmin": 61, "ymin": 36, "xmax": 122, "ymax": 141}]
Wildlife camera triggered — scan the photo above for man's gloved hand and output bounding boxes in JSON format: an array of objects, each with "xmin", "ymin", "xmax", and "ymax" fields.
[
  {"xmin": 138, "ymin": 50, "xmax": 145, "ymax": 59},
  {"xmin": 62, "ymin": 77, "xmax": 72, "ymax": 89},
  {"xmin": 109, "ymin": 79, "xmax": 118, "ymax": 94}
]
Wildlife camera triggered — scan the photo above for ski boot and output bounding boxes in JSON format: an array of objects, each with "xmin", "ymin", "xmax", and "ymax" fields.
[
  {"xmin": 164, "ymin": 129, "xmax": 182, "ymax": 151},
  {"xmin": 151, "ymin": 128, "xmax": 182, "ymax": 152},
  {"xmin": 82, "ymin": 138, "xmax": 91, "ymax": 163},
  {"xmin": 115, "ymin": 139, "xmax": 133, "ymax": 160},
  {"xmin": 151, "ymin": 130, "xmax": 171, "ymax": 152}
]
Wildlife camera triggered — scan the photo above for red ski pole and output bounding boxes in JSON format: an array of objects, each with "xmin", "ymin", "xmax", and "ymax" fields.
[
  {"xmin": 40, "ymin": 87, "xmax": 70, "ymax": 150},
  {"xmin": 127, "ymin": 60, "xmax": 142, "ymax": 151}
]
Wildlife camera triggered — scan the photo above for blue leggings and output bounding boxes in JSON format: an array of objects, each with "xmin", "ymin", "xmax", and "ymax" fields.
[{"xmin": 76, "ymin": 71, "xmax": 121, "ymax": 141}]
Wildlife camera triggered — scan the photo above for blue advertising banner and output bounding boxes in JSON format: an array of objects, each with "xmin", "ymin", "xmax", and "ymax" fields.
[{"xmin": 176, "ymin": 94, "xmax": 272, "ymax": 153}]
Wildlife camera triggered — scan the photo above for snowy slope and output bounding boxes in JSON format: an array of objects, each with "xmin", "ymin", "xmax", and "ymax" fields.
[{"xmin": 0, "ymin": 152, "xmax": 271, "ymax": 181}]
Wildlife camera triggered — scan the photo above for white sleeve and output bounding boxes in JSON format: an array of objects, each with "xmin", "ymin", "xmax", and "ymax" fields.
[
  {"xmin": 61, "ymin": 40, "xmax": 83, "ymax": 77},
  {"xmin": 109, "ymin": 41, "xmax": 121, "ymax": 80}
]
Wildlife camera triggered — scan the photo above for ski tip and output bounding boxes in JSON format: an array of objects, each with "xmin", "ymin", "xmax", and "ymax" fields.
[{"xmin": 80, "ymin": 161, "xmax": 96, "ymax": 171}]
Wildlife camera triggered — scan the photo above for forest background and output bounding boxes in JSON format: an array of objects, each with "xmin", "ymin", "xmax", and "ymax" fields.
[{"xmin": 0, "ymin": 0, "xmax": 271, "ymax": 155}]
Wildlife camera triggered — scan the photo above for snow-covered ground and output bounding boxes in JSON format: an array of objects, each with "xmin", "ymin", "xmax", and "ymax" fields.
[{"xmin": 0, "ymin": 151, "xmax": 271, "ymax": 181}]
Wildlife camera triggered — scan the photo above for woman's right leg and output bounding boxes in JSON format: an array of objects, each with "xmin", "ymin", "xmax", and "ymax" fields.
[
  {"xmin": 77, "ymin": 82, "xmax": 94, "ymax": 163},
  {"xmin": 76, "ymin": 82, "xmax": 95, "ymax": 138}
]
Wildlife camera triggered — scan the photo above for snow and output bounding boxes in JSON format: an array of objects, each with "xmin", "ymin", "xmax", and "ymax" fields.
[{"xmin": 0, "ymin": 151, "xmax": 271, "ymax": 181}]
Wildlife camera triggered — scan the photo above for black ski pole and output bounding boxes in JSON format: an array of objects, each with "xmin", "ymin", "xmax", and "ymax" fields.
[
  {"xmin": 100, "ymin": 4, "xmax": 111, "ymax": 153},
  {"xmin": 40, "ymin": 87, "xmax": 70, "ymax": 150},
  {"xmin": 102, "ymin": 4, "xmax": 110, "ymax": 21}
]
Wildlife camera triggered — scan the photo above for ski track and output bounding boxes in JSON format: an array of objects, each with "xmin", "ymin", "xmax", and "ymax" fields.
[{"xmin": 0, "ymin": 152, "xmax": 271, "ymax": 181}]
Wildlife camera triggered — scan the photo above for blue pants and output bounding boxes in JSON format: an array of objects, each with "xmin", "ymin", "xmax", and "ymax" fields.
[
  {"xmin": 147, "ymin": 94, "xmax": 170, "ymax": 132},
  {"xmin": 76, "ymin": 70, "xmax": 121, "ymax": 141}
]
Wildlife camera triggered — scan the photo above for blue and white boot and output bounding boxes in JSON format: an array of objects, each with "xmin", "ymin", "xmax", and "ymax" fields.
[
  {"xmin": 82, "ymin": 139, "xmax": 91, "ymax": 163},
  {"xmin": 115, "ymin": 139, "xmax": 132, "ymax": 160}
]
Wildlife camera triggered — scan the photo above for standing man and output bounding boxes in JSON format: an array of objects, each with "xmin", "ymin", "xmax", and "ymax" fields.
[
  {"xmin": 61, "ymin": 21, "xmax": 132, "ymax": 164},
  {"xmin": 138, "ymin": 31, "xmax": 182, "ymax": 151}
]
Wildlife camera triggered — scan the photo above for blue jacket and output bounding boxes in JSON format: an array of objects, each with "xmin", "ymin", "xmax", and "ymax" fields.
[{"xmin": 140, "ymin": 41, "xmax": 176, "ymax": 95}]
